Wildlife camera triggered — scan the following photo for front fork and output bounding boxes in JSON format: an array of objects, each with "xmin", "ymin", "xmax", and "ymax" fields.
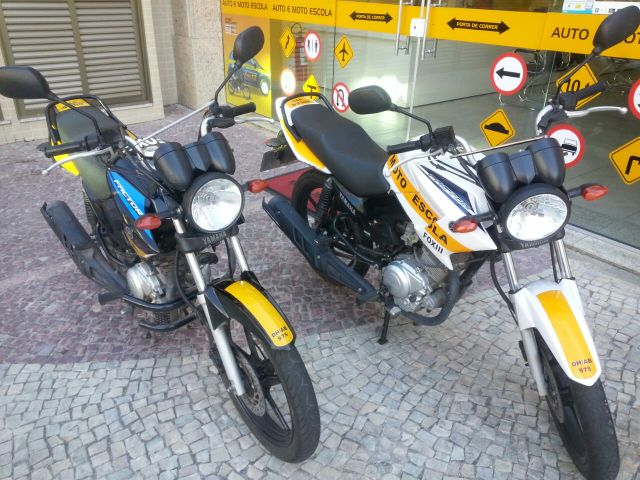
[
  {"xmin": 172, "ymin": 219, "xmax": 246, "ymax": 396},
  {"xmin": 502, "ymin": 239, "xmax": 573, "ymax": 397}
]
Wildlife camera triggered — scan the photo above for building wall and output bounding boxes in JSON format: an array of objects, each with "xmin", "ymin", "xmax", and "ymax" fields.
[
  {"xmin": 0, "ymin": 0, "xmax": 166, "ymax": 144},
  {"xmin": 152, "ymin": 0, "xmax": 178, "ymax": 106}
]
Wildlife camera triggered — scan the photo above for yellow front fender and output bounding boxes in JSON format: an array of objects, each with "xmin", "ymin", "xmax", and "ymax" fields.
[{"xmin": 224, "ymin": 280, "xmax": 294, "ymax": 347}]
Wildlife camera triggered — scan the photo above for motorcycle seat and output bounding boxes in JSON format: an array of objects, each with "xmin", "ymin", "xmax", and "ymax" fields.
[{"xmin": 290, "ymin": 104, "xmax": 389, "ymax": 197}]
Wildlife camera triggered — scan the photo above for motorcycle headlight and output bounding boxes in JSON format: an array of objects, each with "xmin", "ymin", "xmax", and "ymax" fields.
[
  {"xmin": 500, "ymin": 185, "xmax": 569, "ymax": 242},
  {"xmin": 183, "ymin": 173, "xmax": 244, "ymax": 233}
]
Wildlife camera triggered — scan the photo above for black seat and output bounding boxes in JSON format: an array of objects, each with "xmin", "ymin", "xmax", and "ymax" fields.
[{"xmin": 290, "ymin": 104, "xmax": 389, "ymax": 197}]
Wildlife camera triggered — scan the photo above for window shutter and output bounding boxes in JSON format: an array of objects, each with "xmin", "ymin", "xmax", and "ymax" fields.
[
  {"xmin": 0, "ymin": 0, "xmax": 149, "ymax": 117},
  {"xmin": 75, "ymin": 0, "xmax": 147, "ymax": 102},
  {"xmin": 0, "ymin": 1, "xmax": 83, "ymax": 114}
]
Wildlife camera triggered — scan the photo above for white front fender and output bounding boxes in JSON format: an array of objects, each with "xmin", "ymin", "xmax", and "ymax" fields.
[{"xmin": 512, "ymin": 279, "xmax": 601, "ymax": 387}]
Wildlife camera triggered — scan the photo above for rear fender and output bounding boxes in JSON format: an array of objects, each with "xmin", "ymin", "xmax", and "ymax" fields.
[{"xmin": 512, "ymin": 279, "xmax": 601, "ymax": 386}]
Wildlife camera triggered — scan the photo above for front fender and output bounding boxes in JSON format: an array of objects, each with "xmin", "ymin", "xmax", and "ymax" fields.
[
  {"xmin": 217, "ymin": 278, "xmax": 295, "ymax": 349},
  {"xmin": 512, "ymin": 279, "xmax": 601, "ymax": 386}
]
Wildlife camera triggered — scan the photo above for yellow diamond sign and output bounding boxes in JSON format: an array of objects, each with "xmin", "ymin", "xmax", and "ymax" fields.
[
  {"xmin": 334, "ymin": 35, "xmax": 354, "ymax": 68},
  {"xmin": 480, "ymin": 108, "xmax": 515, "ymax": 147},
  {"xmin": 303, "ymin": 74, "xmax": 320, "ymax": 98},
  {"xmin": 610, "ymin": 137, "xmax": 640, "ymax": 185},
  {"xmin": 280, "ymin": 27, "xmax": 295, "ymax": 58},
  {"xmin": 556, "ymin": 64, "xmax": 600, "ymax": 110}
]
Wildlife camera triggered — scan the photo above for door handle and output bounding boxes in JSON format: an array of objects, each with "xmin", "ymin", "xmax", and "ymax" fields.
[{"xmin": 395, "ymin": 0, "xmax": 410, "ymax": 55}]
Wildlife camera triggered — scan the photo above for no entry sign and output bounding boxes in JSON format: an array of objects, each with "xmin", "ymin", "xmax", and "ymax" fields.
[
  {"xmin": 548, "ymin": 124, "xmax": 585, "ymax": 168},
  {"xmin": 490, "ymin": 52, "xmax": 527, "ymax": 96}
]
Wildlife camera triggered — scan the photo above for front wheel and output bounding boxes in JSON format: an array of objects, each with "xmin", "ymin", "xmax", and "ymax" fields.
[
  {"xmin": 211, "ymin": 305, "xmax": 320, "ymax": 463},
  {"xmin": 537, "ymin": 337, "xmax": 619, "ymax": 480}
]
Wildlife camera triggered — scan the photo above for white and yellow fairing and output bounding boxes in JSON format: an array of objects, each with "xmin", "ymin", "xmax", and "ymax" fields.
[
  {"xmin": 513, "ymin": 278, "xmax": 601, "ymax": 386},
  {"xmin": 275, "ymin": 96, "xmax": 329, "ymax": 174}
]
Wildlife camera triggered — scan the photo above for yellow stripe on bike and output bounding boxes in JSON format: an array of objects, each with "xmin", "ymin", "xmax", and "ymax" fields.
[
  {"xmin": 537, "ymin": 290, "xmax": 596, "ymax": 379},
  {"xmin": 225, "ymin": 281, "xmax": 293, "ymax": 347}
]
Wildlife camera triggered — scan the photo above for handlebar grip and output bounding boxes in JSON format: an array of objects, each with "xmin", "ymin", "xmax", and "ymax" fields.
[
  {"xmin": 226, "ymin": 102, "xmax": 256, "ymax": 118},
  {"xmin": 43, "ymin": 140, "xmax": 88, "ymax": 158},
  {"xmin": 386, "ymin": 139, "xmax": 421, "ymax": 155},
  {"xmin": 574, "ymin": 81, "xmax": 606, "ymax": 102}
]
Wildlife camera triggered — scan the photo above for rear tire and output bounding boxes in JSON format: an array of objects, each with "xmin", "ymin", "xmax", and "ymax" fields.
[
  {"xmin": 537, "ymin": 337, "xmax": 619, "ymax": 480},
  {"xmin": 291, "ymin": 169, "xmax": 370, "ymax": 279}
]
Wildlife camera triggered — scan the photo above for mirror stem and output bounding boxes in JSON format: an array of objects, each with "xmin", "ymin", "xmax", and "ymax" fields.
[
  {"xmin": 553, "ymin": 52, "xmax": 595, "ymax": 103},
  {"xmin": 391, "ymin": 104, "xmax": 434, "ymax": 137},
  {"xmin": 213, "ymin": 62, "xmax": 242, "ymax": 106}
]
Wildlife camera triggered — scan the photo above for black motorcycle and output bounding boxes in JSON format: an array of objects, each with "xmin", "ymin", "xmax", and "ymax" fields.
[{"xmin": 0, "ymin": 26, "xmax": 320, "ymax": 463}]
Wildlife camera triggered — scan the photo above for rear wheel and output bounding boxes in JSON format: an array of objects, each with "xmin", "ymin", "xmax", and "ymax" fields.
[
  {"xmin": 211, "ymin": 306, "xmax": 320, "ymax": 463},
  {"xmin": 537, "ymin": 336, "xmax": 619, "ymax": 480},
  {"xmin": 291, "ymin": 169, "xmax": 370, "ymax": 279}
]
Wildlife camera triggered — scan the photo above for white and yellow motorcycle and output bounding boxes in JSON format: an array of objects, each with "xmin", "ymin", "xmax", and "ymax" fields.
[{"xmin": 262, "ymin": 7, "xmax": 639, "ymax": 479}]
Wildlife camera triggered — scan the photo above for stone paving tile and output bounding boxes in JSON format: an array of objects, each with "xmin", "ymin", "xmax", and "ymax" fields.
[
  {"xmin": 0, "ymin": 255, "xmax": 639, "ymax": 479},
  {"xmin": 0, "ymin": 105, "xmax": 550, "ymax": 364}
]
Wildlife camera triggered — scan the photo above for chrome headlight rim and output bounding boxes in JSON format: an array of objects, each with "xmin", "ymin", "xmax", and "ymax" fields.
[
  {"xmin": 182, "ymin": 172, "xmax": 244, "ymax": 234},
  {"xmin": 499, "ymin": 184, "xmax": 570, "ymax": 243}
]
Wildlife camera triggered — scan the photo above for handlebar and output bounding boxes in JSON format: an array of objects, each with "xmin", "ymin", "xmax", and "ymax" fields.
[
  {"xmin": 558, "ymin": 81, "xmax": 606, "ymax": 110},
  {"xmin": 222, "ymin": 102, "xmax": 256, "ymax": 118},
  {"xmin": 43, "ymin": 136, "xmax": 99, "ymax": 158},
  {"xmin": 41, "ymin": 146, "xmax": 114, "ymax": 176},
  {"xmin": 387, "ymin": 138, "xmax": 424, "ymax": 155}
]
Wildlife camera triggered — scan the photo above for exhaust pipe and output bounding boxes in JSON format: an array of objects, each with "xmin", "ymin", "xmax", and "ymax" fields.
[
  {"xmin": 41, "ymin": 201, "xmax": 128, "ymax": 295},
  {"xmin": 263, "ymin": 195, "xmax": 377, "ymax": 301}
]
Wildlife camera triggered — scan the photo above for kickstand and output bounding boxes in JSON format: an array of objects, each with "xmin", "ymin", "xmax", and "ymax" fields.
[{"xmin": 378, "ymin": 310, "xmax": 391, "ymax": 345}]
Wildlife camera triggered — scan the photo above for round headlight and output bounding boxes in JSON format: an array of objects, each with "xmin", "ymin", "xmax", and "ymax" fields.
[
  {"xmin": 501, "ymin": 185, "xmax": 569, "ymax": 242},
  {"xmin": 183, "ymin": 173, "xmax": 244, "ymax": 233}
]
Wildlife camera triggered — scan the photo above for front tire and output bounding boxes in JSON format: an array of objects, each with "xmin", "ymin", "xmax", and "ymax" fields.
[
  {"xmin": 212, "ymin": 305, "xmax": 320, "ymax": 463},
  {"xmin": 538, "ymin": 337, "xmax": 619, "ymax": 480}
]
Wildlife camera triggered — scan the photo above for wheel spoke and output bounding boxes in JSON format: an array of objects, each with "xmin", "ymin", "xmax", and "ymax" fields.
[{"xmin": 265, "ymin": 390, "xmax": 290, "ymax": 431}]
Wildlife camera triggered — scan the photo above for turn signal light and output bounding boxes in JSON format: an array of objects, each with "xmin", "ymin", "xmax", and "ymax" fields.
[
  {"xmin": 248, "ymin": 179, "xmax": 269, "ymax": 193},
  {"xmin": 581, "ymin": 184, "xmax": 608, "ymax": 201},
  {"xmin": 451, "ymin": 218, "xmax": 478, "ymax": 233},
  {"xmin": 134, "ymin": 214, "xmax": 162, "ymax": 230}
]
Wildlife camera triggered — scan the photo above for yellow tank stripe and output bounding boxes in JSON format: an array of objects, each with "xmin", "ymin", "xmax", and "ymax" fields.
[
  {"xmin": 387, "ymin": 155, "xmax": 470, "ymax": 253},
  {"xmin": 537, "ymin": 290, "xmax": 595, "ymax": 379},
  {"xmin": 224, "ymin": 281, "xmax": 293, "ymax": 347}
]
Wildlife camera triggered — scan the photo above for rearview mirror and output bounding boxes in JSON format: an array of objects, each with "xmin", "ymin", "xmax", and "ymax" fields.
[
  {"xmin": 233, "ymin": 26, "xmax": 265, "ymax": 66},
  {"xmin": 349, "ymin": 85, "xmax": 392, "ymax": 115},
  {"xmin": 0, "ymin": 66, "xmax": 53, "ymax": 100},
  {"xmin": 592, "ymin": 5, "xmax": 640, "ymax": 55}
]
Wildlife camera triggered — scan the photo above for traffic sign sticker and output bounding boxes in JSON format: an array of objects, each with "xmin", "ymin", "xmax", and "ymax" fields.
[
  {"xmin": 280, "ymin": 27, "xmax": 296, "ymax": 58},
  {"xmin": 304, "ymin": 31, "xmax": 322, "ymax": 62},
  {"xmin": 303, "ymin": 74, "xmax": 319, "ymax": 98},
  {"xmin": 332, "ymin": 83, "xmax": 350, "ymax": 113},
  {"xmin": 480, "ymin": 108, "xmax": 515, "ymax": 146},
  {"xmin": 547, "ymin": 124, "xmax": 585, "ymax": 168},
  {"xmin": 629, "ymin": 79, "xmax": 640, "ymax": 121},
  {"xmin": 334, "ymin": 35, "xmax": 354, "ymax": 69},
  {"xmin": 490, "ymin": 53, "xmax": 527, "ymax": 96},
  {"xmin": 610, "ymin": 137, "xmax": 640, "ymax": 185},
  {"xmin": 280, "ymin": 68, "xmax": 296, "ymax": 96},
  {"xmin": 556, "ymin": 64, "xmax": 600, "ymax": 109}
]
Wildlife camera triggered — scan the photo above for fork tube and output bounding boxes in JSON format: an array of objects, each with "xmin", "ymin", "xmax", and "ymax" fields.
[
  {"xmin": 552, "ymin": 239, "xmax": 572, "ymax": 279},
  {"xmin": 502, "ymin": 252, "xmax": 548, "ymax": 396},
  {"xmin": 229, "ymin": 235, "xmax": 249, "ymax": 272},
  {"xmin": 172, "ymin": 219, "xmax": 246, "ymax": 396}
]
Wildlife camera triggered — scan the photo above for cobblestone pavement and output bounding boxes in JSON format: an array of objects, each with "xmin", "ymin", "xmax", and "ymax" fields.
[{"xmin": 1, "ymin": 106, "xmax": 639, "ymax": 479}]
